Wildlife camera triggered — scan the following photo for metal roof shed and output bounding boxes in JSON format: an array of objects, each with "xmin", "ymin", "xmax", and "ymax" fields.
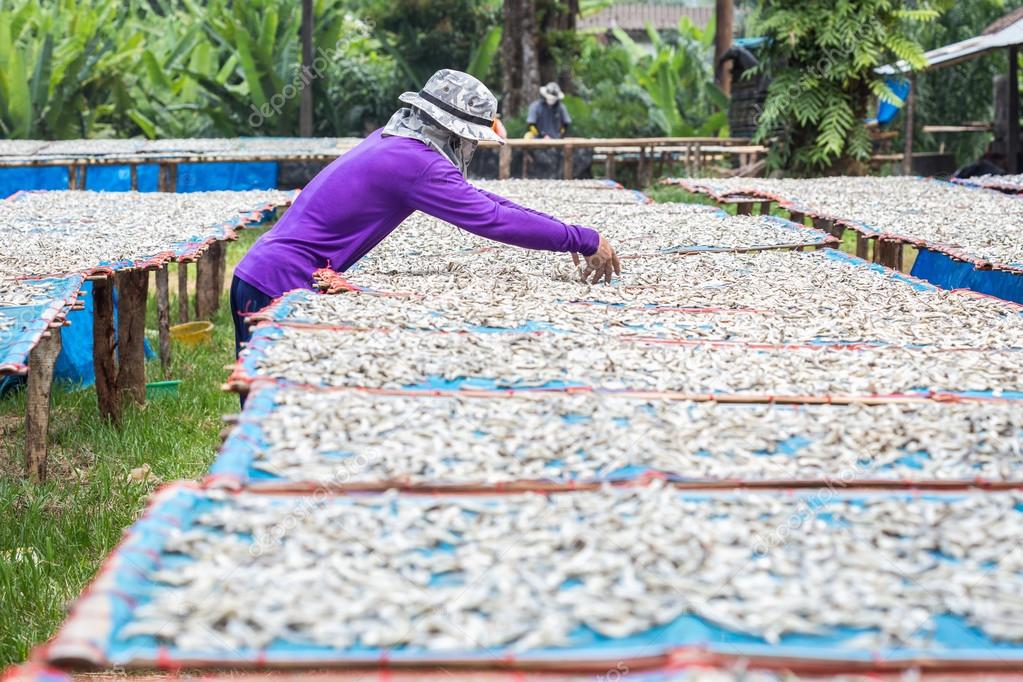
[{"xmin": 878, "ymin": 7, "xmax": 1023, "ymax": 172}]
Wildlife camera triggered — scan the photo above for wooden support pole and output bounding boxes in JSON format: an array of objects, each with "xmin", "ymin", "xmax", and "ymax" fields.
[
  {"xmin": 1009, "ymin": 46, "xmax": 1019, "ymax": 174},
  {"xmin": 116, "ymin": 270, "xmax": 149, "ymax": 406},
  {"xmin": 158, "ymin": 162, "xmax": 178, "ymax": 192},
  {"xmin": 872, "ymin": 239, "xmax": 886, "ymax": 265},
  {"xmin": 758, "ymin": 201, "xmax": 772, "ymax": 216},
  {"xmin": 177, "ymin": 262, "xmax": 189, "ymax": 323},
  {"xmin": 155, "ymin": 266, "xmax": 171, "ymax": 374},
  {"xmin": 606, "ymin": 152, "xmax": 616, "ymax": 180},
  {"xmin": 856, "ymin": 233, "xmax": 868, "ymax": 260},
  {"xmin": 498, "ymin": 144, "xmax": 512, "ymax": 180},
  {"xmin": 25, "ymin": 329, "xmax": 62, "ymax": 482},
  {"xmin": 213, "ymin": 241, "xmax": 228, "ymax": 311},
  {"xmin": 562, "ymin": 144, "xmax": 574, "ymax": 180},
  {"xmin": 67, "ymin": 165, "xmax": 76, "ymax": 190},
  {"xmin": 130, "ymin": 164, "xmax": 138, "ymax": 191},
  {"xmin": 902, "ymin": 74, "xmax": 916, "ymax": 176},
  {"xmin": 638, "ymin": 146, "xmax": 647, "ymax": 187},
  {"xmin": 892, "ymin": 242, "xmax": 904, "ymax": 272},
  {"xmin": 92, "ymin": 277, "xmax": 121, "ymax": 423},
  {"xmin": 736, "ymin": 202, "xmax": 753, "ymax": 215},
  {"xmin": 789, "ymin": 210, "xmax": 806, "ymax": 225},
  {"xmin": 195, "ymin": 251, "xmax": 219, "ymax": 320},
  {"xmin": 714, "ymin": 0, "xmax": 734, "ymax": 95}
]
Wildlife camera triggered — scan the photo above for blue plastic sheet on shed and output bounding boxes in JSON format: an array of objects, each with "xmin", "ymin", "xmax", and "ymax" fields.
[
  {"xmin": 175, "ymin": 162, "xmax": 277, "ymax": 192},
  {"xmin": 0, "ymin": 166, "xmax": 68, "ymax": 198},
  {"xmin": 84, "ymin": 165, "xmax": 159, "ymax": 192},
  {"xmin": 910, "ymin": 248, "xmax": 1023, "ymax": 304},
  {"xmin": 2, "ymin": 161, "xmax": 278, "ymax": 196}
]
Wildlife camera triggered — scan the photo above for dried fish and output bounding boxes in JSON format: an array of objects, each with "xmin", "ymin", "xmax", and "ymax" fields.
[
  {"xmin": 246, "ymin": 325, "xmax": 1023, "ymax": 396},
  {"xmin": 0, "ymin": 190, "xmax": 294, "ymax": 278},
  {"xmin": 276, "ymin": 249, "xmax": 1023, "ymax": 349},
  {"xmin": 117, "ymin": 486, "xmax": 1023, "ymax": 652},
  {"xmin": 0, "ymin": 278, "xmax": 65, "ymax": 308},
  {"xmin": 236, "ymin": 386, "xmax": 1023, "ymax": 485},
  {"xmin": 668, "ymin": 176, "xmax": 1023, "ymax": 268}
]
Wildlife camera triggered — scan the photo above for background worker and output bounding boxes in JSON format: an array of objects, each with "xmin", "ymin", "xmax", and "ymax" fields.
[
  {"xmin": 525, "ymin": 82, "xmax": 572, "ymax": 139},
  {"xmin": 231, "ymin": 69, "xmax": 620, "ymax": 360}
]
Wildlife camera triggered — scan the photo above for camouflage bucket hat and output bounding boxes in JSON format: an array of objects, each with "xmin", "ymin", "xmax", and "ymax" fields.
[{"xmin": 399, "ymin": 69, "xmax": 505, "ymax": 144}]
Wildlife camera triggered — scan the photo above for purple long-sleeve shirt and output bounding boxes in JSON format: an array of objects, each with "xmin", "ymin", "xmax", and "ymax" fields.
[{"xmin": 235, "ymin": 130, "xmax": 600, "ymax": 297}]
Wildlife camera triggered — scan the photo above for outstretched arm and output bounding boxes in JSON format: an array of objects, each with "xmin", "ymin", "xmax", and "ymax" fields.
[{"xmin": 407, "ymin": 158, "xmax": 600, "ymax": 255}]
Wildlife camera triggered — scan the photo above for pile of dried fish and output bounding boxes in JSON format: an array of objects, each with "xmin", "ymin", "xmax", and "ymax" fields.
[
  {"xmin": 118, "ymin": 485, "xmax": 1023, "ymax": 651},
  {"xmin": 0, "ymin": 278, "xmax": 66, "ymax": 308},
  {"xmin": 359, "ymin": 209, "xmax": 824, "ymax": 271},
  {"xmin": 0, "ymin": 137, "xmax": 361, "ymax": 164},
  {"xmin": 247, "ymin": 325, "xmax": 1023, "ymax": 395},
  {"xmin": 0, "ymin": 190, "xmax": 293, "ymax": 278},
  {"xmin": 34, "ymin": 139, "xmax": 145, "ymax": 157},
  {"xmin": 238, "ymin": 386, "xmax": 1023, "ymax": 484},
  {"xmin": 474, "ymin": 179, "xmax": 626, "ymax": 193},
  {"xmin": 0, "ymin": 140, "xmax": 50, "ymax": 157},
  {"xmin": 320, "ymin": 251, "xmax": 1023, "ymax": 349},
  {"xmin": 473, "ymin": 179, "xmax": 647, "ymax": 207},
  {"xmin": 272, "ymin": 271, "xmax": 1023, "ymax": 349},
  {"xmin": 670, "ymin": 176, "xmax": 1023, "ymax": 267},
  {"xmin": 952, "ymin": 174, "xmax": 1023, "ymax": 193}
]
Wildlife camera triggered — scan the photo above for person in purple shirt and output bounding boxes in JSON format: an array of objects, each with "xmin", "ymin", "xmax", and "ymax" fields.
[{"xmin": 231, "ymin": 69, "xmax": 620, "ymax": 357}]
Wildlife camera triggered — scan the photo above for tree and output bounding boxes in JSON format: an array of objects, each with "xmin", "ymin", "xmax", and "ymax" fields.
[
  {"xmin": 714, "ymin": 0, "xmax": 734, "ymax": 94},
  {"xmin": 350, "ymin": 0, "xmax": 502, "ymax": 89},
  {"xmin": 751, "ymin": 0, "xmax": 940, "ymax": 174},
  {"xmin": 500, "ymin": 0, "xmax": 579, "ymax": 116},
  {"xmin": 910, "ymin": 0, "xmax": 1023, "ymax": 165}
]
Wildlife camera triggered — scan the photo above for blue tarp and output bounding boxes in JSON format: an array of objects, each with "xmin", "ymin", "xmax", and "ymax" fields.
[
  {"xmin": 911, "ymin": 248, "xmax": 1023, "ymax": 305},
  {"xmin": 54, "ymin": 281, "xmax": 154, "ymax": 387},
  {"xmin": 1, "ymin": 161, "xmax": 277, "ymax": 198},
  {"xmin": 176, "ymin": 162, "xmax": 277, "ymax": 192},
  {"xmin": 0, "ymin": 166, "xmax": 68, "ymax": 198},
  {"xmin": 84, "ymin": 165, "xmax": 159, "ymax": 192},
  {"xmin": 62, "ymin": 484, "xmax": 1023, "ymax": 668}
]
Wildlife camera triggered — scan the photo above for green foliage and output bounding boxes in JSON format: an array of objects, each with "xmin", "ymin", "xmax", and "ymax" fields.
[
  {"xmin": 0, "ymin": 0, "xmax": 144, "ymax": 138},
  {"xmin": 0, "ymin": 0, "xmax": 404, "ymax": 139},
  {"xmin": 566, "ymin": 18, "xmax": 728, "ymax": 138},
  {"xmin": 751, "ymin": 0, "xmax": 939, "ymax": 174},
  {"xmin": 909, "ymin": 0, "xmax": 1023, "ymax": 165},
  {"xmin": 318, "ymin": 15, "xmax": 405, "ymax": 135},
  {"xmin": 344, "ymin": 0, "xmax": 502, "ymax": 87}
]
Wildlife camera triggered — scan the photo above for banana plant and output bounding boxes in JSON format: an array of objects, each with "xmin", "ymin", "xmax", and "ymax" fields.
[
  {"xmin": 611, "ymin": 17, "xmax": 728, "ymax": 137},
  {"xmin": 0, "ymin": 0, "xmax": 143, "ymax": 138}
]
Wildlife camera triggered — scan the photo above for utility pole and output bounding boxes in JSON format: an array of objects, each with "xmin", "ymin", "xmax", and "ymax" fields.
[
  {"xmin": 714, "ymin": 0, "xmax": 734, "ymax": 95},
  {"xmin": 300, "ymin": 0, "xmax": 314, "ymax": 136}
]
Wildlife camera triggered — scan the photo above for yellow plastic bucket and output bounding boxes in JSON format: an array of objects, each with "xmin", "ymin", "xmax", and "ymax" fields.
[{"xmin": 170, "ymin": 321, "xmax": 214, "ymax": 347}]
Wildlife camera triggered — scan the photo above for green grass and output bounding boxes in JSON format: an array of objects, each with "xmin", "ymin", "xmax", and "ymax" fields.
[{"xmin": 0, "ymin": 227, "xmax": 266, "ymax": 667}]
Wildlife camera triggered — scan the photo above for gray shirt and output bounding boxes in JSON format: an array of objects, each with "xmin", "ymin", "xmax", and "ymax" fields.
[{"xmin": 526, "ymin": 99, "xmax": 572, "ymax": 139}]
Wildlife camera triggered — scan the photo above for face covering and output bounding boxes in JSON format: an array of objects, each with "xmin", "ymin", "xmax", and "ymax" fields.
[
  {"xmin": 543, "ymin": 93, "xmax": 559, "ymax": 106},
  {"xmin": 381, "ymin": 107, "xmax": 477, "ymax": 176}
]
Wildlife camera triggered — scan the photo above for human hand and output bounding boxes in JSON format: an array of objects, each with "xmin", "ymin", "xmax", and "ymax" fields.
[
  {"xmin": 312, "ymin": 267, "xmax": 358, "ymax": 294},
  {"xmin": 571, "ymin": 235, "xmax": 621, "ymax": 285}
]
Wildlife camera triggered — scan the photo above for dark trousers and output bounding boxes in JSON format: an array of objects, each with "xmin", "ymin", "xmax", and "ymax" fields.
[
  {"xmin": 229, "ymin": 276, "xmax": 273, "ymax": 407},
  {"xmin": 230, "ymin": 275, "xmax": 274, "ymax": 358}
]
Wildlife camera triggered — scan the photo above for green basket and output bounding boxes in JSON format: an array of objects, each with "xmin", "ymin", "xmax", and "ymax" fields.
[{"xmin": 145, "ymin": 380, "xmax": 181, "ymax": 400}]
